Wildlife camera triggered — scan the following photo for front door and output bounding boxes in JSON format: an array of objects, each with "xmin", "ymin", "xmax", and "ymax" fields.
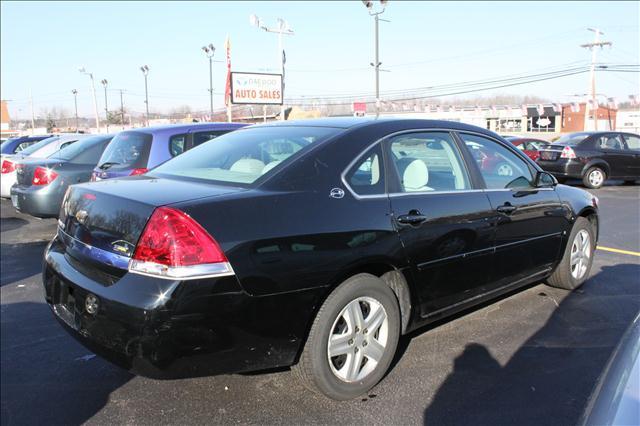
[
  {"xmin": 385, "ymin": 131, "xmax": 495, "ymax": 318},
  {"xmin": 621, "ymin": 134, "xmax": 640, "ymax": 178},
  {"xmin": 458, "ymin": 133, "xmax": 566, "ymax": 288}
]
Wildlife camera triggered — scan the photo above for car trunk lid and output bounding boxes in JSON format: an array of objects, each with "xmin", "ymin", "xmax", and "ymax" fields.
[
  {"xmin": 58, "ymin": 176, "xmax": 246, "ymax": 276},
  {"xmin": 15, "ymin": 159, "xmax": 62, "ymax": 187}
]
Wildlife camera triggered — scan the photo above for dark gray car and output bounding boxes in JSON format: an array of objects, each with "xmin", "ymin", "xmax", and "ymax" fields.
[{"xmin": 10, "ymin": 134, "xmax": 113, "ymax": 217}]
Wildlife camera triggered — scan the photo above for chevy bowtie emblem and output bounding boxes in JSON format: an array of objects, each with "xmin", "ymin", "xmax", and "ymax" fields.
[
  {"xmin": 329, "ymin": 188, "xmax": 345, "ymax": 199},
  {"xmin": 75, "ymin": 210, "xmax": 89, "ymax": 225}
]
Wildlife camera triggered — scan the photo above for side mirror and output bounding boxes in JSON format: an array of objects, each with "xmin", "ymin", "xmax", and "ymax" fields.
[{"xmin": 535, "ymin": 171, "xmax": 557, "ymax": 188}]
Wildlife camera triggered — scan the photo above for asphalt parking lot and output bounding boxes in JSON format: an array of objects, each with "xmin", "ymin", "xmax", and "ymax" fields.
[{"xmin": 1, "ymin": 182, "xmax": 639, "ymax": 426}]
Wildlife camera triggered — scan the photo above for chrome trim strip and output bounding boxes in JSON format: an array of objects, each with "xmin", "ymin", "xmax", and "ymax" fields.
[
  {"xmin": 128, "ymin": 260, "xmax": 235, "ymax": 280},
  {"xmin": 57, "ymin": 227, "xmax": 130, "ymax": 270}
]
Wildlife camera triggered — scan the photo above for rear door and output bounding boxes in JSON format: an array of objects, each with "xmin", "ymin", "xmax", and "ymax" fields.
[
  {"xmin": 385, "ymin": 131, "xmax": 495, "ymax": 318},
  {"xmin": 458, "ymin": 132, "xmax": 565, "ymax": 289}
]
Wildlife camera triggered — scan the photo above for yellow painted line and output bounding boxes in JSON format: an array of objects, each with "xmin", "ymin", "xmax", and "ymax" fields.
[{"xmin": 597, "ymin": 246, "xmax": 640, "ymax": 257}]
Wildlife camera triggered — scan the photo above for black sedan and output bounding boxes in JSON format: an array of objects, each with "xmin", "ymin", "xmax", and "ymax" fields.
[
  {"xmin": 11, "ymin": 134, "xmax": 113, "ymax": 217},
  {"xmin": 536, "ymin": 131, "xmax": 640, "ymax": 188},
  {"xmin": 43, "ymin": 118, "xmax": 599, "ymax": 400}
]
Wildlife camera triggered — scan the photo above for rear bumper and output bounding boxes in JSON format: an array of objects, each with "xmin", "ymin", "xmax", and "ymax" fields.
[
  {"xmin": 42, "ymin": 234, "xmax": 322, "ymax": 379},
  {"xmin": 536, "ymin": 158, "xmax": 584, "ymax": 178},
  {"xmin": 10, "ymin": 184, "xmax": 63, "ymax": 218}
]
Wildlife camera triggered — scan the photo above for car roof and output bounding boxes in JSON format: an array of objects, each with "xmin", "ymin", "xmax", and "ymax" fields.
[{"xmin": 128, "ymin": 122, "xmax": 247, "ymax": 134}]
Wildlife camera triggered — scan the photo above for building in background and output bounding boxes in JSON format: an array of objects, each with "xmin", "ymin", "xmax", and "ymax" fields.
[
  {"xmin": 1, "ymin": 100, "xmax": 19, "ymax": 138},
  {"xmin": 561, "ymin": 103, "xmax": 617, "ymax": 133},
  {"xmin": 616, "ymin": 108, "xmax": 640, "ymax": 133}
]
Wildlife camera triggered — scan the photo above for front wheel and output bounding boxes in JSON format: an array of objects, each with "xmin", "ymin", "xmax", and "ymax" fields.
[
  {"xmin": 583, "ymin": 167, "xmax": 606, "ymax": 189},
  {"xmin": 292, "ymin": 273, "xmax": 400, "ymax": 400},
  {"xmin": 546, "ymin": 217, "xmax": 595, "ymax": 290}
]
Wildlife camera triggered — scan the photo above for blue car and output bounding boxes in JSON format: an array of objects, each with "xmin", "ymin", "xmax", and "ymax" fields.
[
  {"xmin": 0, "ymin": 135, "xmax": 53, "ymax": 155},
  {"xmin": 92, "ymin": 123, "xmax": 247, "ymax": 180}
]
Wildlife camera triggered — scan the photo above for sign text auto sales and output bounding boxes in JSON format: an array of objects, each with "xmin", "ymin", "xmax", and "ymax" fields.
[{"xmin": 230, "ymin": 72, "xmax": 283, "ymax": 105}]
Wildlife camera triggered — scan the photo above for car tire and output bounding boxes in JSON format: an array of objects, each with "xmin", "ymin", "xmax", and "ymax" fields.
[
  {"xmin": 292, "ymin": 273, "xmax": 400, "ymax": 400},
  {"xmin": 583, "ymin": 167, "xmax": 606, "ymax": 189},
  {"xmin": 546, "ymin": 217, "xmax": 595, "ymax": 290}
]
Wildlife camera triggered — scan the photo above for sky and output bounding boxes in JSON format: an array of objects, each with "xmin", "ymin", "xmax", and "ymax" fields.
[{"xmin": 1, "ymin": 1, "xmax": 639, "ymax": 119}]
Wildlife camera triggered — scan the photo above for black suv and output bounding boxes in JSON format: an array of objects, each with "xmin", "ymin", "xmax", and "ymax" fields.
[{"xmin": 537, "ymin": 131, "xmax": 640, "ymax": 188}]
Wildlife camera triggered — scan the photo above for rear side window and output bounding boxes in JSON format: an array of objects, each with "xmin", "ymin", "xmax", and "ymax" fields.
[
  {"xmin": 193, "ymin": 130, "xmax": 229, "ymax": 147},
  {"xmin": 388, "ymin": 132, "xmax": 470, "ymax": 192},
  {"xmin": 345, "ymin": 145, "xmax": 385, "ymax": 196},
  {"xmin": 624, "ymin": 135, "xmax": 640, "ymax": 150},
  {"xmin": 98, "ymin": 131, "xmax": 152, "ymax": 169},
  {"xmin": 460, "ymin": 133, "xmax": 534, "ymax": 190},
  {"xmin": 50, "ymin": 136, "xmax": 109, "ymax": 162},
  {"xmin": 169, "ymin": 134, "xmax": 188, "ymax": 157},
  {"xmin": 19, "ymin": 136, "xmax": 59, "ymax": 156},
  {"xmin": 15, "ymin": 141, "xmax": 37, "ymax": 152}
]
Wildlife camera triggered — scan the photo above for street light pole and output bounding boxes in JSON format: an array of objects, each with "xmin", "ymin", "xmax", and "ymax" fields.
[
  {"xmin": 250, "ymin": 14, "xmax": 294, "ymax": 121},
  {"xmin": 140, "ymin": 65, "xmax": 150, "ymax": 126},
  {"xmin": 78, "ymin": 67, "xmax": 101, "ymax": 132},
  {"xmin": 71, "ymin": 89, "xmax": 79, "ymax": 131},
  {"xmin": 202, "ymin": 44, "xmax": 216, "ymax": 119},
  {"xmin": 363, "ymin": 1, "xmax": 389, "ymax": 117},
  {"xmin": 101, "ymin": 79, "xmax": 109, "ymax": 132},
  {"xmin": 119, "ymin": 89, "xmax": 125, "ymax": 130}
]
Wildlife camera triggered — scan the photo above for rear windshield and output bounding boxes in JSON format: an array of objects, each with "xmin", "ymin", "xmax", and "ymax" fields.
[
  {"xmin": 49, "ymin": 135, "xmax": 112, "ymax": 161},
  {"xmin": 19, "ymin": 136, "xmax": 59, "ymax": 156},
  {"xmin": 554, "ymin": 133, "xmax": 590, "ymax": 145},
  {"xmin": 150, "ymin": 126, "xmax": 340, "ymax": 185},
  {"xmin": 97, "ymin": 131, "xmax": 152, "ymax": 169}
]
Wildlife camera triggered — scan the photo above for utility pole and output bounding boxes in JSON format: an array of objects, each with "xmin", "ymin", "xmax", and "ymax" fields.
[
  {"xmin": 29, "ymin": 89, "xmax": 35, "ymax": 132},
  {"xmin": 119, "ymin": 89, "xmax": 125, "ymax": 130},
  {"xmin": 71, "ymin": 89, "xmax": 79, "ymax": 131},
  {"xmin": 101, "ymin": 79, "xmax": 109, "ymax": 132},
  {"xmin": 581, "ymin": 28, "xmax": 612, "ymax": 131},
  {"xmin": 363, "ymin": 0, "xmax": 389, "ymax": 117}
]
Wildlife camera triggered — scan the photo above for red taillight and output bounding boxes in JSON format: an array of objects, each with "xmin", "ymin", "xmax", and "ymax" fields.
[
  {"xmin": 32, "ymin": 167, "xmax": 59, "ymax": 185},
  {"xmin": 1, "ymin": 160, "xmax": 15, "ymax": 174},
  {"xmin": 130, "ymin": 168, "xmax": 148, "ymax": 176},
  {"xmin": 560, "ymin": 146, "xmax": 576, "ymax": 159},
  {"xmin": 129, "ymin": 206, "xmax": 232, "ymax": 279}
]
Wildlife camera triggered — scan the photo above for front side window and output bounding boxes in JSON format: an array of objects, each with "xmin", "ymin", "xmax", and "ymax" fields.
[
  {"xmin": 345, "ymin": 145, "xmax": 384, "ymax": 196},
  {"xmin": 151, "ymin": 126, "xmax": 340, "ymax": 185},
  {"xmin": 460, "ymin": 133, "xmax": 534, "ymax": 190},
  {"xmin": 624, "ymin": 134, "xmax": 640, "ymax": 150},
  {"xmin": 193, "ymin": 130, "xmax": 229, "ymax": 147},
  {"xmin": 169, "ymin": 133, "xmax": 188, "ymax": 157},
  {"xmin": 596, "ymin": 134, "xmax": 624, "ymax": 150},
  {"xmin": 388, "ymin": 132, "xmax": 470, "ymax": 192}
]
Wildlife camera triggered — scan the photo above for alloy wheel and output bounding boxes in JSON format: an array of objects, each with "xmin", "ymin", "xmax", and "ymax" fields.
[
  {"xmin": 588, "ymin": 169, "xmax": 604, "ymax": 187},
  {"xmin": 327, "ymin": 297, "xmax": 389, "ymax": 383},
  {"xmin": 570, "ymin": 229, "xmax": 591, "ymax": 280}
]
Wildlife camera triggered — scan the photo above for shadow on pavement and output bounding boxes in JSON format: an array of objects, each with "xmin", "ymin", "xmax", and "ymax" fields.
[
  {"xmin": 0, "ymin": 301, "xmax": 133, "ymax": 426},
  {"xmin": 423, "ymin": 263, "xmax": 640, "ymax": 425},
  {"xmin": 0, "ymin": 217, "xmax": 29, "ymax": 233},
  {"xmin": 0, "ymin": 241, "xmax": 50, "ymax": 287}
]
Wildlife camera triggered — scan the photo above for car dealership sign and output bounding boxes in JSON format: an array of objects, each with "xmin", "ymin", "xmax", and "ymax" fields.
[{"xmin": 231, "ymin": 72, "xmax": 283, "ymax": 105}]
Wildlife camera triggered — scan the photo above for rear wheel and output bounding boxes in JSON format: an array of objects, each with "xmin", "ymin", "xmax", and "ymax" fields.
[
  {"xmin": 583, "ymin": 167, "xmax": 606, "ymax": 189},
  {"xmin": 546, "ymin": 217, "xmax": 595, "ymax": 290},
  {"xmin": 292, "ymin": 273, "xmax": 400, "ymax": 400}
]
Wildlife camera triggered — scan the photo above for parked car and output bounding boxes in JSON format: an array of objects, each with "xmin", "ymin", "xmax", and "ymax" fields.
[
  {"xmin": 91, "ymin": 122, "xmax": 247, "ymax": 181},
  {"xmin": 503, "ymin": 136, "xmax": 547, "ymax": 161},
  {"xmin": 0, "ymin": 135, "xmax": 52, "ymax": 155},
  {"xmin": 44, "ymin": 118, "xmax": 598, "ymax": 400},
  {"xmin": 1, "ymin": 134, "xmax": 90, "ymax": 198},
  {"xmin": 537, "ymin": 131, "xmax": 640, "ymax": 188},
  {"xmin": 10, "ymin": 134, "xmax": 114, "ymax": 218}
]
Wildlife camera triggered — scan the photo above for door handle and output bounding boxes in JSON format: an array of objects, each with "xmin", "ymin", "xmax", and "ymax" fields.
[
  {"xmin": 397, "ymin": 210, "xmax": 428, "ymax": 225},
  {"xmin": 496, "ymin": 203, "xmax": 517, "ymax": 215}
]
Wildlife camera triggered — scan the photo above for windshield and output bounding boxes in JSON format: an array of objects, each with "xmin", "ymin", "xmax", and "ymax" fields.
[
  {"xmin": 151, "ymin": 126, "xmax": 341, "ymax": 185},
  {"xmin": 97, "ymin": 131, "xmax": 152, "ymax": 169},
  {"xmin": 554, "ymin": 133, "xmax": 590, "ymax": 145},
  {"xmin": 19, "ymin": 136, "xmax": 60, "ymax": 156},
  {"xmin": 49, "ymin": 135, "xmax": 111, "ymax": 161}
]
